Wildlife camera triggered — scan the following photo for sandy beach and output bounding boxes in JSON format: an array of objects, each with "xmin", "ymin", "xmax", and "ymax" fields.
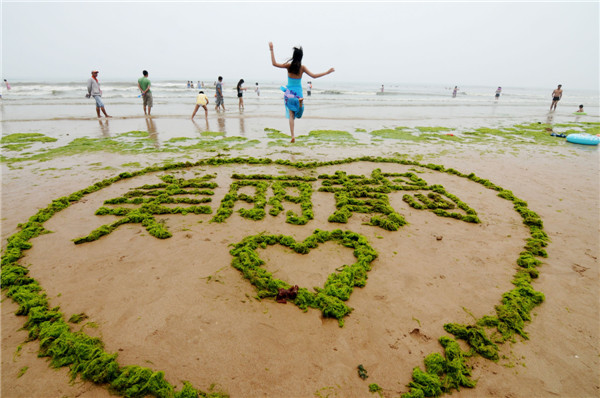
[
  {"xmin": 1, "ymin": 116, "xmax": 599, "ymax": 398},
  {"xmin": 3, "ymin": 0, "xmax": 599, "ymax": 395}
]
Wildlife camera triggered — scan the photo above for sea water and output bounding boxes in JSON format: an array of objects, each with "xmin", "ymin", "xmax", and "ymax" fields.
[{"xmin": 1, "ymin": 80, "xmax": 598, "ymax": 142}]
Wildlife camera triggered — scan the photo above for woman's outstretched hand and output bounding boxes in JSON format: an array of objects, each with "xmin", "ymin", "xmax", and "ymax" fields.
[
  {"xmin": 328, "ymin": 68, "xmax": 335, "ymax": 74},
  {"xmin": 268, "ymin": 42, "xmax": 274, "ymax": 51}
]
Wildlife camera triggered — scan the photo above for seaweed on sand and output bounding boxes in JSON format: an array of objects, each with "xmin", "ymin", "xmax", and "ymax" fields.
[
  {"xmin": 229, "ymin": 229, "xmax": 378, "ymax": 327},
  {"xmin": 74, "ymin": 174, "xmax": 216, "ymax": 243},
  {"xmin": 1, "ymin": 155, "xmax": 549, "ymax": 398}
]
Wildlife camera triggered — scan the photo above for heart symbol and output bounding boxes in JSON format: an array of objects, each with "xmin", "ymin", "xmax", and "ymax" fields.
[{"xmin": 229, "ymin": 229, "xmax": 378, "ymax": 327}]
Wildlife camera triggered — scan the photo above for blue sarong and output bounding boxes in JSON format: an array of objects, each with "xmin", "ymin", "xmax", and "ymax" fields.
[{"xmin": 282, "ymin": 77, "xmax": 304, "ymax": 119}]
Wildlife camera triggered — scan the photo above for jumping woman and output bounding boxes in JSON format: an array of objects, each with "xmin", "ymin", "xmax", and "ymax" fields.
[{"xmin": 269, "ymin": 42, "xmax": 334, "ymax": 143}]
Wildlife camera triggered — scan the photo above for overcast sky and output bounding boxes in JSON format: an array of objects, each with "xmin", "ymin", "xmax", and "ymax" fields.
[{"xmin": 2, "ymin": 1, "xmax": 599, "ymax": 90}]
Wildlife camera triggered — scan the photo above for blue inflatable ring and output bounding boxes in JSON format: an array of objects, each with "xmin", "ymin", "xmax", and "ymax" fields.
[{"xmin": 566, "ymin": 133, "xmax": 600, "ymax": 146}]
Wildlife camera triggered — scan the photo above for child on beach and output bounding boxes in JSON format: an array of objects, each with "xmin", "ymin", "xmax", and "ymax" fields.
[
  {"xmin": 191, "ymin": 91, "xmax": 210, "ymax": 119},
  {"xmin": 269, "ymin": 41, "xmax": 335, "ymax": 143},
  {"xmin": 575, "ymin": 105, "xmax": 584, "ymax": 113}
]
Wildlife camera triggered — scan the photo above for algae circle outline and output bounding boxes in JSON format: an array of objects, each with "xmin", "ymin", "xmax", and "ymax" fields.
[{"xmin": 1, "ymin": 156, "xmax": 547, "ymax": 398}]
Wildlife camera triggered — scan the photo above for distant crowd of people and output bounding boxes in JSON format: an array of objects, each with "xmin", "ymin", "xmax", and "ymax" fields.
[
  {"xmin": 82, "ymin": 42, "xmax": 335, "ymax": 142},
  {"xmin": 81, "ymin": 55, "xmax": 580, "ymax": 143}
]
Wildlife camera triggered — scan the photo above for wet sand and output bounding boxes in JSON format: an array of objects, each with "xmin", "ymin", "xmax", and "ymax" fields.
[{"xmin": 1, "ymin": 138, "xmax": 599, "ymax": 398}]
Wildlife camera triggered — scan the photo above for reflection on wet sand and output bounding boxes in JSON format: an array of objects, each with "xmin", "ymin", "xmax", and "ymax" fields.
[
  {"xmin": 239, "ymin": 112, "xmax": 246, "ymax": 136},
  {"xmin": 145, "ymin": 117, "xmax": 159, "ymax": 148},
  {"xmin": 217, "ymin": 114, "xmax": 226, "ymax": 133},
  {"xmin": 192, "ymin": 118, "xmax": 210, "ymax": 133},
  {"xmin": 98, "ymin": 119, "xmax": 110, "ymax": 137},
  {"xmin": 545, "ymin": 113, "xmax": 554, "ymax": 134}
]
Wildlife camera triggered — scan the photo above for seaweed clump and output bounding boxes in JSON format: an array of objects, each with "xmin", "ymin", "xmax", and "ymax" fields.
[
  {"xmin": 229, "ymin": 229, "xmax": 378, "ymax": 327},
  {"xmin": 74, "ymin": 174, "xmax": 216, "ymax": 243},
  {"xmin": 212, "ymin": 174, "xmax": 316, "ymax": 225},
  {"xmin": 1, "ymin": 133, "xmax": 58, "ymax": 152},
  {"xmin": 402, "ymin": 337, "xmax": 476, "ymax": 398}
]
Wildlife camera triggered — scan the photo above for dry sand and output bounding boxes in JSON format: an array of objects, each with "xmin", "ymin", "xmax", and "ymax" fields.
[{"xmin": 1, "ymin": 142, "xmax": 598, "ymax": 398}]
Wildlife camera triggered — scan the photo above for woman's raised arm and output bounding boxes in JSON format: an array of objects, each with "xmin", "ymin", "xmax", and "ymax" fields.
[
  {"xmin": 302, "ymin": 66, "xmax": 335, "ymax": 79},
  {"xmin": 269, "ymin": 42, "xmax": 289, "ymax": 69}
]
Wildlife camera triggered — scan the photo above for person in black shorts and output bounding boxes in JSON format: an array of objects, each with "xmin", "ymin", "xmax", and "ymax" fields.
[
  {"xmin": 237, "ymin": 79, "xmax": 246, "ymax": 110},
  {"xmin": 550, "ymin": 84, "xmax": 563, "ymax": 111}
]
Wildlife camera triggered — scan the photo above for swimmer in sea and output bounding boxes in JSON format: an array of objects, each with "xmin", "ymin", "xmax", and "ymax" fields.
[{"xmin": 269, "ymin": 41, "xmax": 334, "ymax": 143}]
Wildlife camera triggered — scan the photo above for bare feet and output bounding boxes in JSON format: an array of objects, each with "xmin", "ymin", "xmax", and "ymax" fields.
[{"xmin": 291, "ymin": 138, "xmax": 295, "ymax": 143}]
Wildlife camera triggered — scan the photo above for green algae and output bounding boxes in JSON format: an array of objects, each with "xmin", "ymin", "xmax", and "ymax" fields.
[
  {"xmin": 1, "ymin": 133, "xmax": 58, "ymax": 152},
  {"xmin": 402, "ymin": 337, "xmax": 476, "ymax": 398},
  {"xmin": 265, "ymin": 129, "xmax": 290, "ymax": 139},
  {"xmin": 1, "ymin": 133, "xmax": 58, "ymax": 144},
  {"xmin": 319, "ymin": 168, "xmax": 479, "ymax": 230},
  {"xmin": 1, "ymin": 155, "xmax": 549, "ymax": 398},
  {"xmin": 75, "ymin": 174, "xmax": 216, "ymax": 243},
  {"xmin": 370, "ymin": 127, "xmax": 423, "ymax": 141},
  {"xmin": 368, "ymin": 383, "xmax": 382, "ymax": 393},
  {"xmin": 230, "ymin": 229, "xmax": 377, "ymax": 326},
  {"xmin": 17, "ymin": 366, "xmax": 29, "ymax": 378},
  {"xmin": 415, "ymin": 126, "xmax": 454, "ymax": 133},
  {"xmin": 2, "ymin": 121, "xmax": 597, "ymax": 165},
  {"xmin": 212, "ymin": 174, "xmax": 316, "ymax": 225},
  {"xmin": 304, "ymin": 130, "xmax": 355, "ymax": 142},
  {"xmin": 403, "ymin": 188, "xmax": 480, "ymax": 223},
  {"xmin": 166, "ymin": 137, "xmax": 193, "ymax": 143},
  {"xmin": 232, "ymin": 139, "xmax": 260, "ymax": 150},
  {"xmin": 3, "ymin": 143, "xmax": 33, "ymax": 152},
  {"xmin": 264, "ymin": 127, "xmax": 281, "ymax": 133},
  {"xmin": 68, "ymin": 313, "xmax": 89, "ymax": 324},
  {"xmin": 118, "ymin": 131, "xmax": 150, "ymax": 138},
  {"xmin": 200, "ymin": 131, "xmax": 226, "ymax": 137},
  {"xmin": 357, "ymin": 364, "xmax": 369, "ymax": 380},
  {"xmin": 121, "ymin": 162, "xmax": 142, "ymax": 168}
]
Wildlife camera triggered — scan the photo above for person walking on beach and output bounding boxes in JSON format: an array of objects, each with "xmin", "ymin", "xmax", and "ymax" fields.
[
  {"xmin": 269, "ymin": 41, "xmax": 334, "ymax": 143},
  {"xmin": 191, "ymin": 90, "xmax": 210, "ymax": 119},
  {"xmin": 86, "ymin": 70, "xmax": 111, "ymax": 118},
  {"xmin": 495, "ymin": 87, "xmax": 502, "ymax": 100},
  {"xmin": 307, "ymin": 81, "xmax": 312, "ymax": 96},
  {"xmin": 550, "ymin": 84, "xmax": 563, "ymax": 111},
  {"xmin": 215, "ymin": 76, "xmax": 225, "ymax": 111},
  {"xmin": 4, "ymin": 79, "xmax": 11, "ymax": 90},
  {"xmin": 237, "ymin": 79, "xmax": 246, "ymax": 110},
  {"xmin": 137, "ymin": 70, "xmax": 152, "ymax": 116},
  {"xmin": 452, "ymin": 86, "xmax": 458, "ymax": 98},
  {"xmin": 255, "ymin": 82, "xmax": 260, "ymax": 96}
]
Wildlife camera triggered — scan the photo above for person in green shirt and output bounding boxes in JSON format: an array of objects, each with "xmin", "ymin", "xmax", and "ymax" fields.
[{"xmin": 137, "ymin": 70, "xmax": 153, "ymax": 115}]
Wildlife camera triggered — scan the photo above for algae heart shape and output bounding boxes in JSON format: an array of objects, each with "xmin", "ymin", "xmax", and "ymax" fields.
[{"xmin": 229, "ymin": 229, "xmax": 378, "ymax": 327}]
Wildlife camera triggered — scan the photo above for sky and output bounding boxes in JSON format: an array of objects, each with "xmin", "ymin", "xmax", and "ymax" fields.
[{"xmin": 2, "ymin": 1, "xmax": 599, "ymax": 90}]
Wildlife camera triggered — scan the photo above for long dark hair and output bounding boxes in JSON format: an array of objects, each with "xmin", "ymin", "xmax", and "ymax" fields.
[
  {"xmin": 287, "ymin": 46, "xmax": 303, "ymax": 75},
  {"xmin": 237, "ymin": 79, "xmax": 244, "ymax": 89}
]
